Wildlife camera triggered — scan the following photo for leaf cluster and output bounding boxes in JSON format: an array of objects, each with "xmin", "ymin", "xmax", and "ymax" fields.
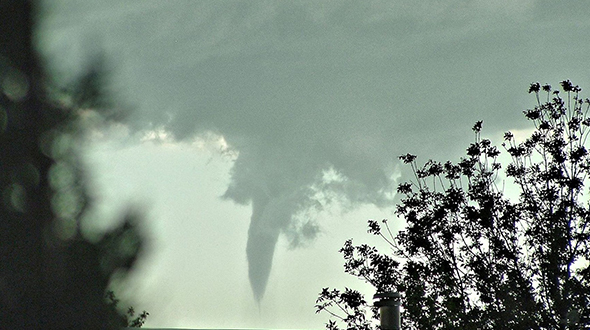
[{"xmin": 105, "ymin": 290, "xmax": 149, "ymax": 328}]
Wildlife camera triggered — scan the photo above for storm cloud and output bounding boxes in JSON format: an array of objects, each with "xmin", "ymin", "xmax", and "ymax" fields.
[{"xmin": 39, "ymin": 0, "xmax": 590, "ymax": 302}]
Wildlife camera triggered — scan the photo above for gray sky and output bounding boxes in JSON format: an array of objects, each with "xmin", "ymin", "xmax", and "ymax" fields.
[{"xmin": 38, "ymin": 1, "xmax": 590, "ymax": 328}]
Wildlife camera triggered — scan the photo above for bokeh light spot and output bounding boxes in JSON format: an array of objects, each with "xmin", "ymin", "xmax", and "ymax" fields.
[
  {"xmin": 49, "ymin": 161, "xmax": 75, "ymax": 191},
  {"xmin": 2, "ymin": 68, "xmax": 29, "ymax": 102},
  {"xmin": 3, "ymin": 183, "xmax": 26, "ymax": 213},
  {"xmin": 49, "ymin": 133, "xmax": 73, "ymax": 159},
  {"xmin": 38, "ymin": 130, "xmax": 58, "ymax": 158},
  {"xmin": 51, "ymin": 188, "xmax": 82, "ymax": 219}
]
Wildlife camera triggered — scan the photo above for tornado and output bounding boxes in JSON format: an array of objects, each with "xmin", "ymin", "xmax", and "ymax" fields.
[
  {"xmin": 246, "ymin": 192, "xmax": 279, "ymax": 302},
  {"xmin": 243, "ymin": 184, "xmax": 307, "ymax": 302}
]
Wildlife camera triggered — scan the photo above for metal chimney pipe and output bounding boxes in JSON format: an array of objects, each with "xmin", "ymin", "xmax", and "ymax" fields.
[{"xmin": 373, "ymin": 291, "xmax": 401, "ymax": 330}]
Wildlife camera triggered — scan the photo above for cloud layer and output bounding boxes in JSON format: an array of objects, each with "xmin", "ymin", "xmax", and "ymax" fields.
[{"xmin": 39, "ymin": 0, "xmax": 590, "ymax": 301}]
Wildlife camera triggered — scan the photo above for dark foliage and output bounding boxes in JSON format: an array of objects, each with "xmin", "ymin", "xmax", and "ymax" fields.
[
  {"xmin": 0, "ymin": 1, "xmax": 145, "ymax": 328},
  {"xmin": 106, "ymin": 290, "xmax": 149, "ymax": 328},
  {"xmin": 317, "ymin": 81, "xmax": 590, "ymax": 330}
]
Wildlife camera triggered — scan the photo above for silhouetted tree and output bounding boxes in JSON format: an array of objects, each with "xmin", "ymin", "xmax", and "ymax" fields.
[
  {"xmin": 317, "ymin": 81, "xmax": 590, "ymax": 330},
  {"xmin": 0, "ymin": 1, "xmax": 145, "ymax": 328}
]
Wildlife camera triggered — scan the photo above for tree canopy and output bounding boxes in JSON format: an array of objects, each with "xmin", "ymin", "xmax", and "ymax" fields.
[{"xmin": 316, "ymin": 80, "xmax": 590, "ymax": 330}]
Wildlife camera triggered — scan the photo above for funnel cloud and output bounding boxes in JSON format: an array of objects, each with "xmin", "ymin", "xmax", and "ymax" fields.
[{"xmin": 39, "ymin": 0, "xmax": 590, "ymax": 302}]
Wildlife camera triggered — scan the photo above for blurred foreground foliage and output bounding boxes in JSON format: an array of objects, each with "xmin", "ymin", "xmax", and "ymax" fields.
[
  {"xmin": 1, "ymin": 1, "xmax": 146, "ymax": 328},
  {"xmin": 317, "ymin": 81, "xmax": 590, "ymax": 330}
]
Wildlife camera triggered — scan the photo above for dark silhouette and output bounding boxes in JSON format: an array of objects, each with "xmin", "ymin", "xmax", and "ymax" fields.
[
  {"xmin": 317, "ymin": 81, "xmax": 590, "ymax": 329},
  {"xmin": 1, "ymin": 1, "xmax": 145, "ymax": 328},
  {"xmin": 106, "ymin": 290, "xmax": 149, "ymax": 328}
]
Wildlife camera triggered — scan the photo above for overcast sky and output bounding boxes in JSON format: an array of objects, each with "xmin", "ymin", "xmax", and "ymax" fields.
[{"xmin": 37, "ymin": 1, "xmax": 590, "ymax": 328}]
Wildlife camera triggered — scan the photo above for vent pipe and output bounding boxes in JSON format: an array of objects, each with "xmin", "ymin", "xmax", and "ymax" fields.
[{"xmin": 374, "ymin": 291, "xmax": 401, "ymax": 330}]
